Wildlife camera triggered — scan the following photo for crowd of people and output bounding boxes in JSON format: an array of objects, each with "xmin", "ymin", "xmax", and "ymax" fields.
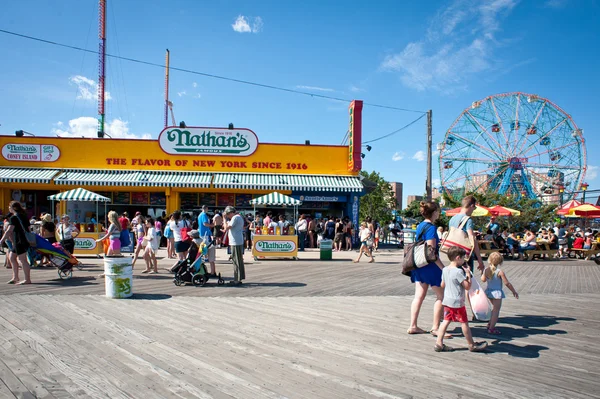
[{"xmin": 475, "ymin": 217, "xmax": 600, "ymax": 261}]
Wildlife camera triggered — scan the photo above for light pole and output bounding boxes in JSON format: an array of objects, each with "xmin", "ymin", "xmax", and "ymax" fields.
[
  {"xmin": 558, "ymin": 184, "xmax": 565, "ymax": 206},
  {"xmin": 580, "ymin": 182, "xmax": 589, "ymax": 203}
]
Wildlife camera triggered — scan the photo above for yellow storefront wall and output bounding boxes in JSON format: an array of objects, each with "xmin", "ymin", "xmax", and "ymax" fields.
[
  {"xmin": 0, "ymin": 135, "xmax": 354, "ymax": 175},
  {"xmin": 0, "ymin": 133, "xmax": 348, "ymax": 215},
  {"xmin": 0, "ymin": 185, "xmax": 295, "ymax": 217}
]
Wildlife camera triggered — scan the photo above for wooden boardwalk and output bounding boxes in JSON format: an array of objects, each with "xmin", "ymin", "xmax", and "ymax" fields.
[{"xmin": 1, "ymin": 248, "xmax": 599, "ymax": 398}]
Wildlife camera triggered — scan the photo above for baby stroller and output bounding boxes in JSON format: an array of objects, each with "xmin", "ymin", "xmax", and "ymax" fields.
[
  {"xmin": 34, "ymin": 235, "xmax": 82, "ymax": 279},
  {"xmin": 172, "ymin": 238, "xmax": 224, "ymax": 286}
]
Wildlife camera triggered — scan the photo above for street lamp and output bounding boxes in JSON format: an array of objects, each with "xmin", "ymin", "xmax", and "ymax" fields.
[
  {"xmin": 558, "ymin": 184, "xmax": 565, "ymax": 206},
  {"xmin": 580, "ymin": 182, "xmax": 589, "ymax": 203}
]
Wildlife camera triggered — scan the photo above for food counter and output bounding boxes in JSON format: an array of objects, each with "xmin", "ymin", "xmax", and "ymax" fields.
[
  {"xmin": 252, "ymin": 230, "xmax": 298, "ymax": 261},
  {"xmin": 73, "ymin": 232, "xmax": 104, "ymax": 257}
]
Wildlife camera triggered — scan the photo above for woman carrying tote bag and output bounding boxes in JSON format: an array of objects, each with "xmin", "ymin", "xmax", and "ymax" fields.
[{"xmin": 407, "ymin": 201, "xmax": 447, "ymax": 338}]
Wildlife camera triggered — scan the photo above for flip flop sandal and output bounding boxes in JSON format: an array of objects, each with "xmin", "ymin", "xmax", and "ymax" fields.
[
  {"xmin": 407, "ymin": 328, "xmax": 427, "ymax": 335},
  {"xmin": 7, "ymin": 280, "xmax": 18, "ymax": 284},
  {"xmin": 434, "ymin": 344, "xmax": 454, "ymax": 352},
  {"xmin": 430, "ymin": 330, "xmax": 453, "ymax": 339}
]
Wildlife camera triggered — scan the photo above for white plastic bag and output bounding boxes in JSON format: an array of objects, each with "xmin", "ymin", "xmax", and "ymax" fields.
[{"xmin": 467, "ymin": 277, "xmax": 492, "ymax": 321}]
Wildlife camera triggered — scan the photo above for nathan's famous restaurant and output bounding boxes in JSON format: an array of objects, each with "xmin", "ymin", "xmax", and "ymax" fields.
[{"xmin": 0, "ymin": 101, "xmax": 365, "ymax": 242}]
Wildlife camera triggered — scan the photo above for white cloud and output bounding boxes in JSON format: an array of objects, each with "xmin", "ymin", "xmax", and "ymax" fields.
[
  {"xmin": 432, "ymin": 178, "xmax": 441, "ymax": 187},
  {"xmin": 587, "ymin": 165, "xmax": 598, "ymax": 181},
  {"xmin": 195, "ymin": 93, "xmax": 202, "ymax": 99},
  {"xmin": 412, "ymin": 150, "xmax": 426, "ymax": 161},
  {"xmin": 52, "ymin": 117, "xmax": 151, "ymax": 139},
  {"xmin": 232, "ymin": 15, "xmax": 263, "ymax": 33},
  {"xmin": 545, "ymin": 0, "xmax": 567, "ymax": 8},
  {"xmin": 69, "ymin": 75, "xmax": 112, "ymax": 101},
  {"xmin": 296, "ymin": 85, "xmax": 335, "ymax": 92},
  {"xmin": 177, "ymin": 91, "xmax": 187, "ymax": 97},
  {"xmin": 392, "ymin": 152, "xmax": 405, "ymax": 161},
  {"xmin": 349, "ymin": 85, "xmax": 363, "ymax": 93},
  {"xmin": 381, "ymin": 0, "xmax": 519, "ymax": 93},
  {"xmin": 192, "ymin": 82, "xmax": 197, "ymax": 88}
]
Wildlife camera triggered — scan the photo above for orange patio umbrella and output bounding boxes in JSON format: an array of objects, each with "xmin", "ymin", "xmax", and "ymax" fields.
[
  {"xmin": 489, "ymin": 205, "xmax": 521, "ymax": 217},
  {"xmin": 556, "ymin": 199, "xmax": 582, "ymax": 215}
]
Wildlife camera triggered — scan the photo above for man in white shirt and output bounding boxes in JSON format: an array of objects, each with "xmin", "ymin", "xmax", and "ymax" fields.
[{"xmin": 223, "ymin": 206, "xmax": 245, "ymax": 285}]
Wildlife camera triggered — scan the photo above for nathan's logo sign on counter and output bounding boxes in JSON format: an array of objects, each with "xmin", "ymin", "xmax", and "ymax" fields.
[
  {"xmin": 159, "ymin": 127, "xmax": 259, "ymax": 156},
  {"xmin": 74, "ymin": 237, "xmax": 97, "ymax": 250},
  {"xmin": 255, "ymin": 240, "xmax": 296, "ymax": 253},
  {"xmin": 2, "ymin": 143, "xmax": 61, "ymax": 162}
]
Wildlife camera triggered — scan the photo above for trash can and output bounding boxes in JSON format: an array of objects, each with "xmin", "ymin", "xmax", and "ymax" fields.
[
  {"xmin": 320, "ymin": 239, "xmax": 333, "ymax": 260},
  {"xmin": 104, "ymin": 256, "xmax": 133, "ymax": 298}
]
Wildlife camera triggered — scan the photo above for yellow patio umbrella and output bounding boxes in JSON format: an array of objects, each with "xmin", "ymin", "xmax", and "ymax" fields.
[
  {"xmin": 568, "ymin": 204, "xmax": 600, "ymax": 218},
  {"xmin": 489, "ymin": 205, "xmax": 521, "ymax": 217},
  {"xmin": 445, "ymin": 205, "xmax": 492, "ymax": 217}
]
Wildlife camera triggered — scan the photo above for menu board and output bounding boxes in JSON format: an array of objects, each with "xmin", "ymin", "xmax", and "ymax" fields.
[
  {"xmin": 218, "ymin": 193, "xmax": 235, "ymax": 207},
  {"xmin": 114, "ymin": 191, "xmax": 130, "ymax": 205},
  {"xmin": 96, "ymin": 191, "xmax": 113, "ymax": 201},
  {"xmin": 180, "ymin": 193, "xmax": 198, "ymax": 209},
  {"xmin": 235, "ymin": 193, "xmax": 253, "ymax": 208},
  {"xmin": 150, "ymin": 192, "xmax": 166, "ymax": 206},
  {"xmin": 199, "ymin": 193, "xmax": 216, "ymax": 207},
  {"xmin": 131, "ymin": 192, "xmax": 149, "ymax": 205}
]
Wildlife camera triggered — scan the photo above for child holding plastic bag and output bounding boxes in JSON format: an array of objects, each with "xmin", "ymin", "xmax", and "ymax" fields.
[
  {"xmin": 434, "ymin": 246, "xmax": 488, "ymax": 353},
  {"xmin": 481, "ymin": 252, "xmax": 519, "ymax": 334}
]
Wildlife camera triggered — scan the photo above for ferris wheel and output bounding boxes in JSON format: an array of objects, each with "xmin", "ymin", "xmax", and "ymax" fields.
[{"xmin": 439, "ymin": 92, "xmax": 587, "ymax": 201}]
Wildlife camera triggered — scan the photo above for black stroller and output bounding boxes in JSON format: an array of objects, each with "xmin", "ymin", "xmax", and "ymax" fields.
[{"xmin": 172, "ymin": 238, "xmax": 224, "ymax": 286}]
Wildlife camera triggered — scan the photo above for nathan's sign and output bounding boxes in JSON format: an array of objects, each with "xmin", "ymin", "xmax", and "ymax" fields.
[
  {"xmin": 2, "ymin": 143, "xmax": 60, "ymax": 162},
  {"xmin": 159, "ymin": 127, "xmax": 258, "ymax": 156},
  {"xmin": 74, "ymin": 237, "xmax": 97, "ymax": 250},
  {"xmin": 255, "ymin": 240, "xmax": 296, "ymax": 253}
]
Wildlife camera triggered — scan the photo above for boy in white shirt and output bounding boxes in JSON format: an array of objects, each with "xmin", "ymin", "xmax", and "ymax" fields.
[{"xmin": 434, "ymin": 246, "xmax": 488, "ymax": 353}]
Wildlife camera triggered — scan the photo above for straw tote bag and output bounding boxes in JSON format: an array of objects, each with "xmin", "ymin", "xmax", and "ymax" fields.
[{"xmin": 440, "ymin": 216, "xmax": 474, "ymax": 258}]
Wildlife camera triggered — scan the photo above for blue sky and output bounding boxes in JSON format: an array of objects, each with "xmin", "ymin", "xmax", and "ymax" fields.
[{"xmin": 1, "ymin": 0, "xmax": 599, "ymax": 207}]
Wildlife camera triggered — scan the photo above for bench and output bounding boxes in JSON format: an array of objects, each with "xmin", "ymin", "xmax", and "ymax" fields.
[
  {"xmin": 568, "ymin": 248, "xmax": 600, "ymax": 260},
  {"xmin": 478, "ymin": 240, "xmax": 511, "ymax": 258}
]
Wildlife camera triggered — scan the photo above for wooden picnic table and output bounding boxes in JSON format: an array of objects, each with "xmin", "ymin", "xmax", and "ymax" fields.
[{"xmin": 569, "ymin": 240, "xmax": 600, "ymax": 260}]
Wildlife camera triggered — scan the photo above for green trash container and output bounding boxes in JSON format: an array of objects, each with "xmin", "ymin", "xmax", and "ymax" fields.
[{"xmin": 320, "ymin": 239, "xmax": 333, "ymax": 260}]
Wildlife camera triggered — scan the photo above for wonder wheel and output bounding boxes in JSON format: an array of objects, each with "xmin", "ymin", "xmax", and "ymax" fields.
[{"xmin": 439, "ymin": 92, "xmax": 586, "ymax": 201}]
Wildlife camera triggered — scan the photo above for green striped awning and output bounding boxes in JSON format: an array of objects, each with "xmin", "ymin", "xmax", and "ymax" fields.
[
  {"xmin": 48, "ymin": 188, "xmax": 111, "ymax": 202},
  {"xmin": 0, "ymin": 167, "xmax": 60, "ymax": 184},
  {"xmin": 250, "ymin": 192, "xmax": 302, "ymax": 206},
  {"xmin": 213, "ymin": 173, "xmax": 363, "ymax": 192},
  {"xmin": 54, "ymin": 169, "xmax": 212, "ymax": 188}
]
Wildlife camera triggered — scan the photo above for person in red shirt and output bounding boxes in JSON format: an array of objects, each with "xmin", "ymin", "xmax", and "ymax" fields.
[
  {"xmin": 118, "ymin": 212, "xmax": 130, "ymax": 231},
  {"xmin": 572, "ymin": 234, "xmax": 585, "ymax": 249}
]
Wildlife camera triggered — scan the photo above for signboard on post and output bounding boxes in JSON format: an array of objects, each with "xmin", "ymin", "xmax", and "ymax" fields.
[{"xmin": 347, "ymin": 100, "xmax": 363, "ymax": 172}]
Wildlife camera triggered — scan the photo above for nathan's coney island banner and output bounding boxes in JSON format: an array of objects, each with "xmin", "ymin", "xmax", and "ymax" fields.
[{"xmin": 0, "ymin": 123, "xmax": 360, "ymax": 176}]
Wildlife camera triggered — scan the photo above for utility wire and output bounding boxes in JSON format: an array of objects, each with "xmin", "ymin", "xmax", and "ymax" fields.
[
  {"xmin": 363, "ymin": 113, "xmax": 427, "ymax": 144},
  {"xmin": 0, "ymin": 28, "xmax": 427, "ymax": 114}
]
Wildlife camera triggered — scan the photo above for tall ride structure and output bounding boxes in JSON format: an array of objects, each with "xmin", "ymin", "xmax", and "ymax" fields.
[
  {"xmin": 164, "ymin": 49, "xmax": 170, "ymax": 128},
  {"xmin": 97, "ymin": 0, "xmax": 107, "ymax": 138}
]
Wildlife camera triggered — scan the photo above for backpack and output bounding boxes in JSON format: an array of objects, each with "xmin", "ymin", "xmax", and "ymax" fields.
[
  {"xmin": 119, "ymin": 229, "xmax": 131, "ymax": 247},
  {"xmin": 180, "ymin": 220, "xmax": 192, "ymax": 242}
]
